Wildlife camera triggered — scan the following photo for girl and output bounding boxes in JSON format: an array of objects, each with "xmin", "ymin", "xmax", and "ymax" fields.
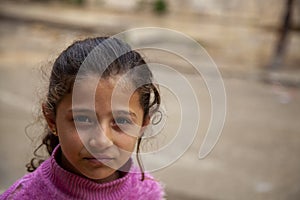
[{"xmin": 1, "ymin": 37, "xmax": 164, "ymax": 199}]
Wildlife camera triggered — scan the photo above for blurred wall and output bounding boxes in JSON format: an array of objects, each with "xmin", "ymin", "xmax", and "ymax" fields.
[
  {"xmin": 83, "ymin": 0, "xmax": 300, "ymax": 72},
  {"xmin": 86, "ymin": 0, "xmax": 299, "ymax": 27}
]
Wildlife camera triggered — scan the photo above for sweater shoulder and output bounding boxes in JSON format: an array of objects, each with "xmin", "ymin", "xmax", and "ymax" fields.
[
  {"xmin": 0, "ymin": 172, "xmax": 35, "ymax": 200},
  {"xmin": 0, "ymin": 160, "xmax": 58, "ymax": 200}
]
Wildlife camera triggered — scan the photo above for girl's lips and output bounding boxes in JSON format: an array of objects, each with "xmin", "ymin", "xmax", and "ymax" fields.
[
  {"xmin": 84, "ymin": 156, "xmax": 115, "ymax": 165},
  {"xmin": 84, "ymin": 158, "xmax": 103, "ymax": 166}
]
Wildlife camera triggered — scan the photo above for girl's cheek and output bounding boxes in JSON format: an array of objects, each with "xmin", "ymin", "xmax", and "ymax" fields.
[
  {"xmin": 116, "ymin": 136, "xmax": 137, "ymax": 152},
  {"xmin": 128, "ymin": 138, "xmax": 138, "ymax": 152}
]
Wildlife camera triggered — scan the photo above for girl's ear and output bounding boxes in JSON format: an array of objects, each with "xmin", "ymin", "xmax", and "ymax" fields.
[{"xmin": 42, "ymin": 103, "xmax": 56, "ymax": 132}]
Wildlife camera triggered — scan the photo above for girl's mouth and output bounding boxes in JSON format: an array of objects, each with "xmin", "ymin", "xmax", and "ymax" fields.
[{"xmin": 84, "ymin": 156, "xmax": 115, "ymax": 166}]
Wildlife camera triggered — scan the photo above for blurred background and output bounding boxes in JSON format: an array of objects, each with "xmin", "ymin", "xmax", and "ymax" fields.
[{"xmin": 0, "ymin": 0, "xmax": 299, "ymax": 199}]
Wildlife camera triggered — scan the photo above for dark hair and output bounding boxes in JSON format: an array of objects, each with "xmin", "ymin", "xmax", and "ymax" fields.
[{"xmin": 26, "ymin": 37, "xmax": 160, "ymax": 181}]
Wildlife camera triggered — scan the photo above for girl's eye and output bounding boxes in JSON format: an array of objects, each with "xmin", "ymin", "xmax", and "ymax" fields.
[
  {"xmin": 113, "ymin": 117, "xmax": 139, "ymax": 135},
  {"xmin": 113, "ymin": 117, "xmax": 133, "ymax": 132},
  {"xmin": 115, "ymin": 117, "xmax": 132, "ymax": 125},
  {"xmin": 73, "ymin": 115, "xmax": 93, "ymax": 124}
]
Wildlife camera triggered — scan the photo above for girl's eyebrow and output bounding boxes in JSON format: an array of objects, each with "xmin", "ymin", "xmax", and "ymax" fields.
[
  {"xmin": 68, "ymin": 108, "xmax": 94, "ymax": 113},
  {"xmin": 114, "ymin": 110, "xmax": 137, "ymax": 120}
]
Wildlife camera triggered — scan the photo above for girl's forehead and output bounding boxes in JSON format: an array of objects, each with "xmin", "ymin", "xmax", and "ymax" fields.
[
  {"xmin": 72, "ymin": 75, "xmax": 137, "ymax": 102},
  {"xmin": 68, "ymin": 75, "xmax": 143, "ymax": 115}
]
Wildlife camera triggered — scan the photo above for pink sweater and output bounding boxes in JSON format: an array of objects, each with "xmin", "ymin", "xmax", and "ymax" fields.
[{"xmin": 0, "ymin": 146, "xmax": 164, "ymax": 200}]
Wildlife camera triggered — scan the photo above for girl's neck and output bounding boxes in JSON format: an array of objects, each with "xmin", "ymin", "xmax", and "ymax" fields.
[{"xmin": 95, "ymin": 170, "xmax": 120, "ymax": 183}]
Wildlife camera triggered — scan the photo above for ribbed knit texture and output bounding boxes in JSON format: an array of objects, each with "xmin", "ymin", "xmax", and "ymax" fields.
[{"xmin": 0, "ymin": 146, "xmax": 164, "ymax": 200}]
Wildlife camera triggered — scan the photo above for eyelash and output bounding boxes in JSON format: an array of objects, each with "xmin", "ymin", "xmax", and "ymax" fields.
[
  {"xmin": 72, "ymin": 115, "xmax": 132, "ymax": 128},
  {"xmin": 114, "ymin": 117, "xmax": 132, "ymax": 126},
  {"xmin": 112, "ymin": 117, "xmax": 133, "ymax": 133},
  {"xmin": 73, "ymin": 115, "xmax": 94, "ymax": 124}
]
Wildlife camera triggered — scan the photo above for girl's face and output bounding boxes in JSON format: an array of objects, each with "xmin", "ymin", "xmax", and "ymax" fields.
[{"xmin": 48, "ymin": 76, "xmax": 146, "ymax": 182}]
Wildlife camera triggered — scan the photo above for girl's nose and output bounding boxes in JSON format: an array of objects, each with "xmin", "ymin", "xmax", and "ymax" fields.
[{"xmin": 88, "ymin": 125, "xmax": 113, "ymax": 150}]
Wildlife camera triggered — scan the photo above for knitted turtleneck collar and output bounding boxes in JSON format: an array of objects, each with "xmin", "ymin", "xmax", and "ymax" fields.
[{"xmin": 41, "ymin": 145, "xmax": 133, "ymax": 199}]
